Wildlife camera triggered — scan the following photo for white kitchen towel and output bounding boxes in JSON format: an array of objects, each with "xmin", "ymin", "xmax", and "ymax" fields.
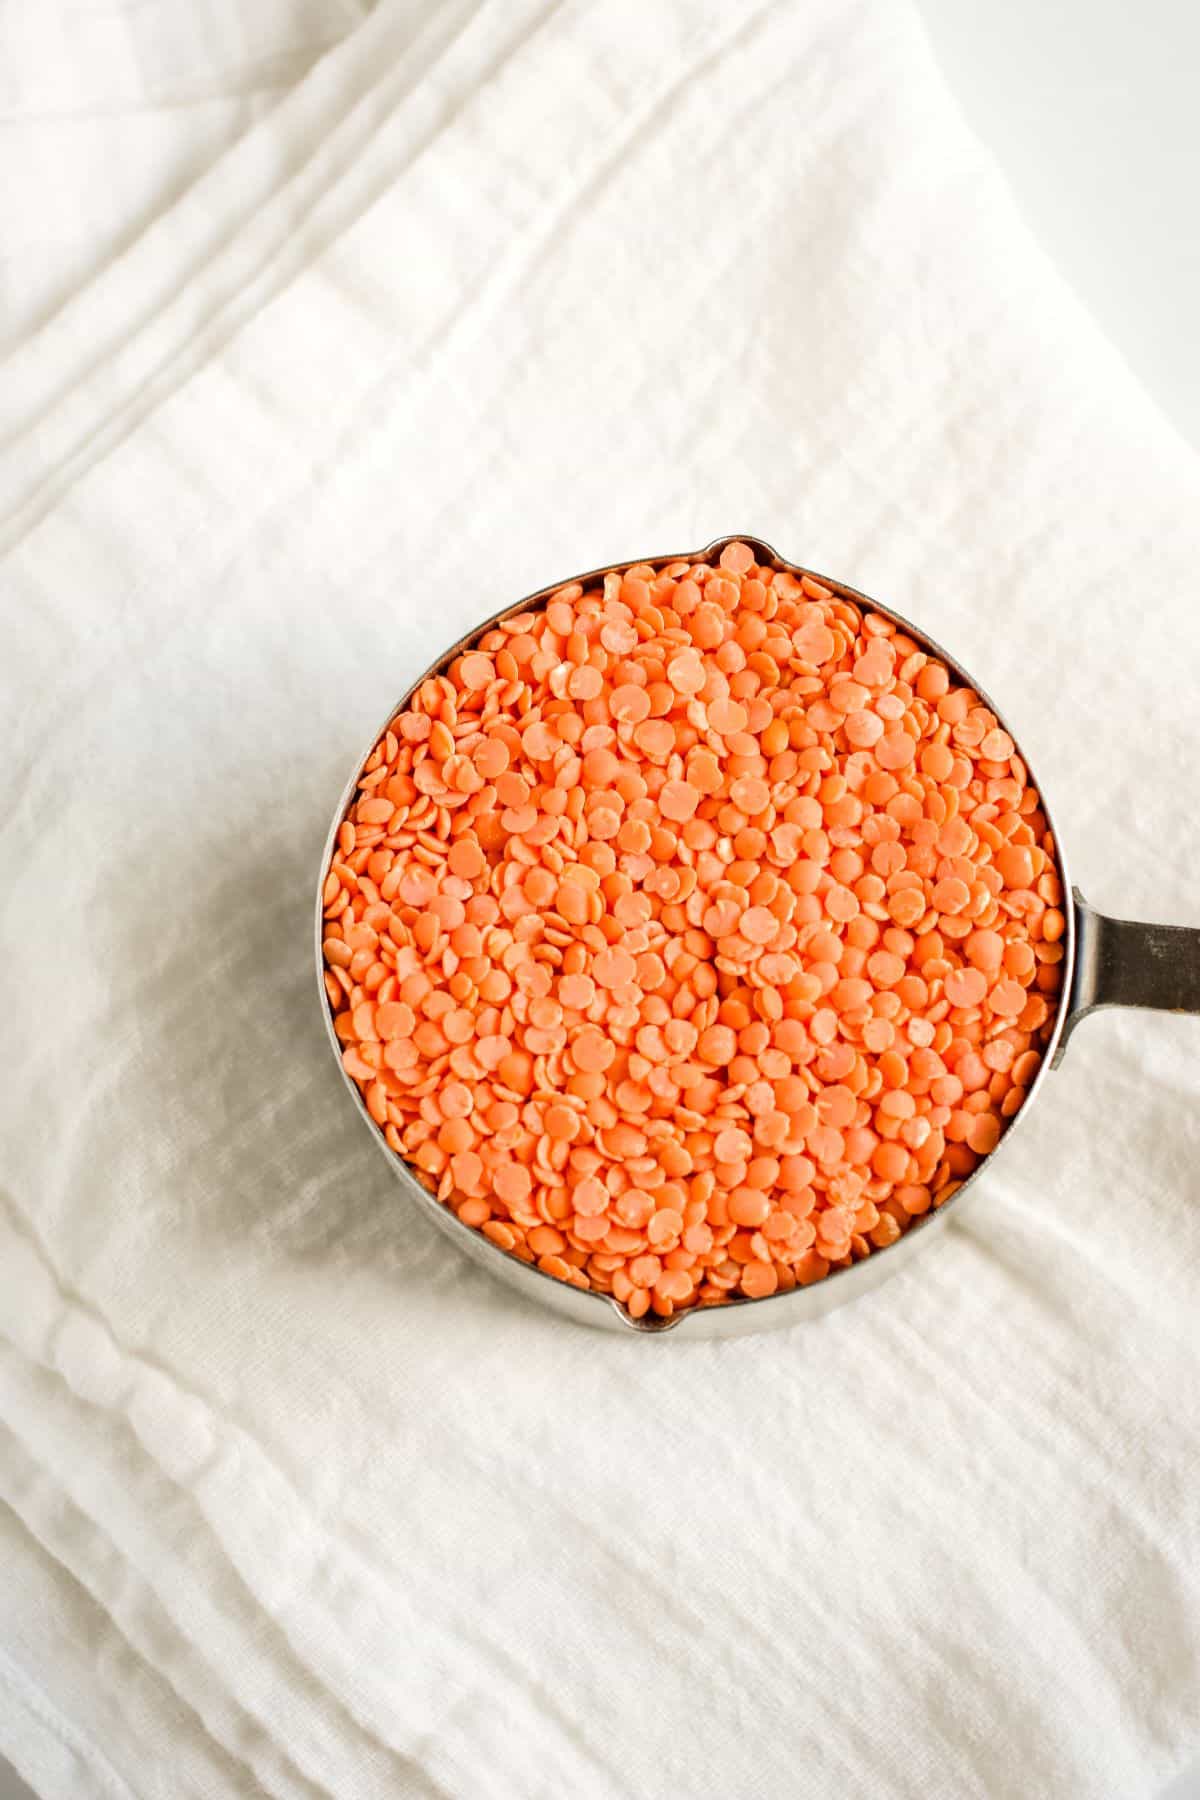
[
  {"xmin": 2, "ymin": 3, "xmax": 1199, "ymax": 1797},
  {"xmin": 0, "ymin": 0, "xmax": 368, "ymax": 355}
]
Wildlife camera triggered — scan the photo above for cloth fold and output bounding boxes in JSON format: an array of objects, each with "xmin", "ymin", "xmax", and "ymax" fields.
[
  {"xmin": 2, "ymin": 2, "xmax": 1199, "ymax": 1795},
  {"xmin": 0, "ymin": 0, "xmax": 368, "ymax": 358}
]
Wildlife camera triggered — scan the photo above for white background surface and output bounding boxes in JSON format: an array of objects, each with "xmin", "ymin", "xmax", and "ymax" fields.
[
  {"xmin": 1, "ymin": 3, "xmax": 1196, "ymax": 1797},
  {"xmin": 915, "ymin": 0, "xmax": 1200, "ymax": 458}
]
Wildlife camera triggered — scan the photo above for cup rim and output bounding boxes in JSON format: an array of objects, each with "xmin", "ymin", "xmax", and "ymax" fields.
[{"xmin": 314, "ymin": 535, "xmax": 1074, "ymax": 1336}]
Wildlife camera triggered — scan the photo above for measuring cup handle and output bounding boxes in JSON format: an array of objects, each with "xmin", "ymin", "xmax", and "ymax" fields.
[{"xmin": 1054, "ymin": 887, "xmax": 1200, "ymax": 1064}]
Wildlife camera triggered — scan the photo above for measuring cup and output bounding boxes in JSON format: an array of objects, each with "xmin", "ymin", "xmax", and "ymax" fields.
[{"xmin": 316, "ymin": 535, "xmax": 1200, "ymax": 1337}]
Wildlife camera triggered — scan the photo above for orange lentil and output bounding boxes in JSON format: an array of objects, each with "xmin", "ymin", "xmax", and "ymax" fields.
[{"xmin": 324, "ymin": 546, "xmax": 1062, "ymax": 1315}]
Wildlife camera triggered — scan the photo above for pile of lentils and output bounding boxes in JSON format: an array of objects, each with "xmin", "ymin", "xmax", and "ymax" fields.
[{"xmin": 321, "ymin": 544, "xmax": 1062, "ymax": 1318}]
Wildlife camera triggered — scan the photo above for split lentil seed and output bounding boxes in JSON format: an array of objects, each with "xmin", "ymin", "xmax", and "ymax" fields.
[{"xmin": 322, "ymin": 546, "xmax": 1062, "ymax": 1317}]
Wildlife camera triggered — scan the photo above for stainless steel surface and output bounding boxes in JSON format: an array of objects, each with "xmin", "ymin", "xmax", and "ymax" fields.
[
  {"xmin": 1052, "ymin": 887, "xmax": 1200, "ymax": 1065},
  {"xmin": 316, "ymin": 534, "xmax": 1196, "ymax": 1336}
]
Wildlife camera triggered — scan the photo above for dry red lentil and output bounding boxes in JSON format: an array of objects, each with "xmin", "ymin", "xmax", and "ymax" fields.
[{"xmin": 322, "ymin": 546, "xmax": 1063, "ymax": 1319}]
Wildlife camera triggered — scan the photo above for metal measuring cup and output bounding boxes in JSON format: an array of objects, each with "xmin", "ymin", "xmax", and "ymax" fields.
[{"xmin": 316, "ymin": 536, "xmax": 1200, "ymax": 1337}]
